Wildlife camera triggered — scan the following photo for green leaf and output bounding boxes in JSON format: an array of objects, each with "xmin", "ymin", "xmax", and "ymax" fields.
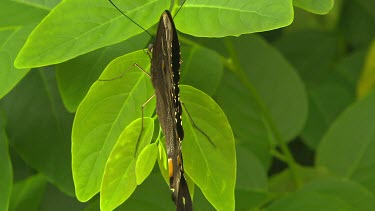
[
  {"xmin": 0, "ymin": 120, "xmax": 12, "ymax": 211},
  {"xmin": 1, "ymin": 69, "xmax": 74, "ymax": 195},
  {"xmin": 9, "ymin": 174, "xmax": 47, "ymax": 211},
  {"xmin": 181, "ymin": 45, "xmax": 224, "ymax": 96},
  {"xmin": 277, "ymin": 33, "xmax": 363, "ymax": 148},
  {"xmin": 215, "ymin": 69, "xmax": 272, "ymax": 167},
  {"xmin": 118, "ymin": 172, "xmax": 175, "ymax": 210},
  {"xmin": 236, "ymin": 146, "xmax": 267, "ymax": 192},
  {"xmin": 192, "ymin": 187, "xmax": 216, "ymax": 210},
  {"xmin": 300, "ymin": 48, "xmax": 365, "ymax": 148},
  {"xmin": 180, "ymin": 85, "xmax": 236, "ymax": 211},
  {"xmin": 40, "ymin": 184, "xmax": 86, "ymax": 211},
  {"xmin": 215, "ymin": 35, "xmax": 307, "ymax": 167},
  {"xmin": 100, "ymin": 118, "xmax": 154, "ymax": 211},
  {"xmin": 0, "ymin": 27, "xmax": 29, "ymax": 100},
  {"xmin": 0, "ymin": 0, "xmax": 48, "ymax": 28},
  {"xmin": 269, "ymin": 166, "xmax": 331, "ymax": 193},
  {"xmin": 275, "ymin": 30, "xmax": 338, "ymax": 83},
  {"xmin": 72, "ymin": 50, "xmax": 155, "ymax": 201},
  {"xmin": 282, "ymin": 5, "xmax": 339, "ymax": 33},
  {"xmin": 15, "ymin": 0, "xmax": 61, "ymax": 10},
  {"xmin": 235, "ymin": 146, "xmax": 269, "ymax": 210},
  {"xmin": 357, "ymin": 39, "xmax": 375, "ymax": 99},
  {"xmin": 340, "ymin": 1, "xmax": 375, "ymax": 49},
  {"xmin": 135, "ymin": 142, "xmax": 158, "ymax": 185},
  {"xmin": 175, "ymin": 0, "xmax": 293, "ymax": 37},
  {"xmin": 335, "ymin": 50, "xmax": 366, "ymax": 89},
  {"xmin": 316, "ymin": 89, "xmax": 375, "ymax": 194},
  {"xmin": 233, "ymin": 35, "xmax": 307, "ymax": 142},
  {"xmin": 0, "ymin": 0, "xmax": 48, "ymax": 99},
  {"xmin": 158, "ymin": 138, "xmax": 167, "ymax": 170},
  {"xmin": 84, "ymin": 173, "xmax": 174, "ymax": 211},
  {"xmin": 15, "ymin": 0, "xmax": 169, "ymax": 68},
  {"xmin": 56, "ymin": 32, "xmax": 149, "ymax": 112},
  {"xmin": 235, "ymin": 190, "xmax": 268, "ymax": 211},
  {"xmin": 293, "ymin": 0, "xmax": 334, "ymax": 15},
  {"xmin": 266, "ymin": 179, "xmax": 375, "ymax": 211},
  {"xmin": 157, "ymin": 137, "xmax": 169, "ymax": 185},
  {"xmin": 301, "ymin": 82, "xmax": 355, "ymax": 149}
]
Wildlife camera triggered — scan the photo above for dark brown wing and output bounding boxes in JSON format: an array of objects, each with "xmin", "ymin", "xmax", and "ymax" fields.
[{"xmin": 150, "ymin": 10, "xmax": 192, "ymax": 211}]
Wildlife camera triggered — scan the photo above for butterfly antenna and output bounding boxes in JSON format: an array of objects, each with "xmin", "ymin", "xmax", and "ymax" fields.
[
  {"xmin": 108, "ymin": 0, "xmax": 154, "ymax": 39},
  {"xmin": 174, "ymin": 0, "xmax": 187, "ymax": 18}
]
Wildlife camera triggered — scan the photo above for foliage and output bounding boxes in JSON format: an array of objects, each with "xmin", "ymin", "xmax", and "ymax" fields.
[{"xmin": 1, "ymin": 0, "xmax": 375, "ymax": 210}]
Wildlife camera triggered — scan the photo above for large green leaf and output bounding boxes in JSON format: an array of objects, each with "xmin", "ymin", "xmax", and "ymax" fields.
[
  {"xmin": 180, "ymin": 85, "xmax": 236, "ymax": 211},
  {"xmin": 0, "ymin": 1, "xmax": 48, "ymax": 28},
  {"xmin": 9, "ymin": 174, "xmax": 47, "ymax": 211},
  {"xmin": 293, "ymin": 0, "xmax": 334, "ymax": 15},
  {"xmin": 0, "ymin": 116, "xmax": 12, "ymax": 211},
  {"xmin": 1, "ymin": 69, "xmax": 74, "ymax": 195},
  {"xmin": 232, "ymin": 35, "xmax": 307, "ymax": 142},
  {"xmin": 175, "ymin": 0, "xmax": 293, "ymax": 37},
  {"xmin": 100, "ymin": 118, "xmax": 154, "ymax": 211},
  {"xmin": 316, "ymin": 90, "xmax": 375, "ymax": 194},
  {"xmin": 56, "ymin": 32, "xmax": 149, "ymax": 112},
  {"xmin": 215, "ymin": 35, "xmax": 307, "ymax": 167},
  {"xmin": 15, "ymin": 0, "xmax": 168, "ymax": 68},
  {"xmin": 215, "ymin": 69, "xmax": 272, "ymax": 166},
  {"xmin": 181, "ymin": 45, "xmax": 224, "ymax": 96},
  {"xmin": 72, "ymin": 50, "xmax": 155, "ymax": 201},
  {"xmin": 275, "ymin": 30, "xmax": 352, "ymax": 148},
  {"xmin": 266, "ymin": 179, "xmax": 375, "ymax": 211},
  {"xmin": 14, "ymin": 0, "xmax": 295, "ymax": 68},
  {"xmin": 0, "ymin": 0, "xmax": 48, "ymax": 99}
]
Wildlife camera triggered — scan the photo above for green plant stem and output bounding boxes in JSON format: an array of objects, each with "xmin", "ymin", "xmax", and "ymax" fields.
[
  {"xmin": 223, "ymin": 38, "xmax": 302, "ymax": 188},
  {"xmin": 270, "ymin": 149, "xmax": 287, "ymax": 162}
]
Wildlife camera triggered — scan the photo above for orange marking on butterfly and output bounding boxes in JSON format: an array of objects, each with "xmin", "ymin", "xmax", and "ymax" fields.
[{"xmin": 168, "ymin": 158, "xmax": 173, "ymax": 177}]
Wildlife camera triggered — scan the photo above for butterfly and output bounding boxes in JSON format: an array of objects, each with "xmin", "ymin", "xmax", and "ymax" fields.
[
  {"xmin": 106, "ymin": 1, "xmax": 193, "ymax": 209},
  {"xmin": 150, "ymin": 10, "xmax": 193, "ymax": 211}
]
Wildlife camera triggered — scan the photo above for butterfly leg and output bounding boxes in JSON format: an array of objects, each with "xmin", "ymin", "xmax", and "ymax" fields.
[
  {"xmin": 133, "ymin": 63, "xmax": 151, "ymax": 78},
  {"xmin": 98, "ymin": 63, "xmax": 151, "ymax": 81},
  {"xmin": 133, "ymin": 93, "xmax": 155, "ymax": 157},
  {"xmin": 181, "ymin": 102, "xmax": 216, "ymax": 148}
]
